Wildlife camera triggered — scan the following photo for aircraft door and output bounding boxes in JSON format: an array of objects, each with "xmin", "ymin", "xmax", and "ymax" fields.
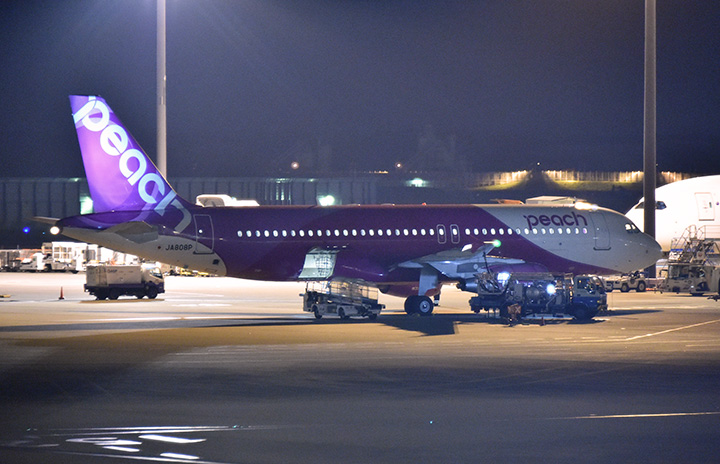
[
  {"xmin": 193, "ymin": 214, "xmax": 214, "ymax": 254},
  {"xmin": 695, "ymin": 193, "xmax": 715, "ymax": 221},
  {"xmin": 450, "ymin": 224, "xmax": 460, "ymax": 244},
  {"xmin": 590, "ymin": 213, "xmax": 611, "ymax": 250},
  {"xmin": 436, "ymin": 225, "xmax": 447, "ymax": 244}
]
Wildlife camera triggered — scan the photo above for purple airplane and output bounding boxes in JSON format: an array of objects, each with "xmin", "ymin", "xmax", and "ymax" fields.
[{"xmin": 50, "ymin": 95, "xmax": 661, "ymax": 315}]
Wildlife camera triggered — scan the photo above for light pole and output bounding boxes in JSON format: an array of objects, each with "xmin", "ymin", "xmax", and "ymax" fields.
[
  {"xmin": 157, "ymin": 0, "xmax": 167, "ymax": 177},
  {"xmin": 643, "ymin": 0, "xmax": 656, "ymax": 275}
]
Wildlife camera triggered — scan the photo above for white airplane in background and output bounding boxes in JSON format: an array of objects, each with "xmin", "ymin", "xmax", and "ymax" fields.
[{"xmin": 626, "ymin": 175, "xmax": 720, "ymax": 251}]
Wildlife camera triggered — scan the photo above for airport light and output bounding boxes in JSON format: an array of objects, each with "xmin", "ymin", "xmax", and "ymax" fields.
[
  {"xmin": 157, "ymin": 0, "xmax": 167, "ymax": 177},
  {"xmin": 643, "ymin": 0, "xmax": 657, "ymax": 277},
  {"xmin": 496, "ymin": 272, "xmax": 510, "ymax": 286},
  {"xmin": 318, "ymin": 195, "xmax": 336, "ymax": 206}
]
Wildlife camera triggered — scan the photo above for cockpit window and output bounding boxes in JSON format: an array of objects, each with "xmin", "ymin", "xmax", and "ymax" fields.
[
  {"xmin": 624, "ymin": 222, "xmax": 640, "ymax": 234},
  {"xmin": 634, "ymin": 201, "xmax": 666, "ymax": 210}
]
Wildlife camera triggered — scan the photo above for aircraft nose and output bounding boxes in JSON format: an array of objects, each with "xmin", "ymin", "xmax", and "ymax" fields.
[{"xmin": 640, "ymin": 233, "xmax": 663, "ymax": 267}]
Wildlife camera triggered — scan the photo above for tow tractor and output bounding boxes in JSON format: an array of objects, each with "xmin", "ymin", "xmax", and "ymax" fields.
[
  {"xmin": 303, "ymin": 280, "xmax": 384, "ymax": 320},
  {"xmin": 604, "ymin": 271, "xmax": 648, "ymax": 293},
  {"xmin": 467, "ymin": 272, "xmax": 606, "ymax": 321}
]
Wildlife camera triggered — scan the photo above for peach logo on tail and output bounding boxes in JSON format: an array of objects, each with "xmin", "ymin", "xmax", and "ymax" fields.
[{"xmin": 73, "ymin": 97, "xmax": 190, "ymax": 232}]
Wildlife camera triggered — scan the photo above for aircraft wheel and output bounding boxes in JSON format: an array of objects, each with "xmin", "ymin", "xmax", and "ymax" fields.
[
  {"xmin": 636, "ymin": 281, "xmax": 646, "ymax": 292},
  {"xmin": 404, "ymin": 297, "xmax": 417, "ymax": 315},
  {"xmin": 416, "ymin": 296, "xmax": 434, "ymax": 316}
]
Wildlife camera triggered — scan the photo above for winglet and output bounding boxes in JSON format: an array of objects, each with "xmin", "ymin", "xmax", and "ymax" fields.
[{"xmin": 69, "ymin": 95, "xmax": 191, "ymax": 215}]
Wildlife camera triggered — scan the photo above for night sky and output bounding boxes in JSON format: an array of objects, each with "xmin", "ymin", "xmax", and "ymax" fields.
[{"xmin": 1, "ymin": 0, "xmax": 718, "ymax": 178}]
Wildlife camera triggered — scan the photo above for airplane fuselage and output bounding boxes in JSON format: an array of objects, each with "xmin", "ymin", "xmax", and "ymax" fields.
[{"xmin": 60, "ymin": 203, "xmax": 661, "ymax": 292}]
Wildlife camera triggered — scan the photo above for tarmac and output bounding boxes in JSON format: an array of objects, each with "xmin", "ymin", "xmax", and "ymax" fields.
[{"xmin": 1, "ymin": 272, "xmax": 720, "ymax": 463}]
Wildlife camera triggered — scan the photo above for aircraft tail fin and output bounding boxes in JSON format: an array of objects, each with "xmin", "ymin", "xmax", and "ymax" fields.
[{"xmin": 69, "ymin": 95, "xmax": 192, "ymax": 214}]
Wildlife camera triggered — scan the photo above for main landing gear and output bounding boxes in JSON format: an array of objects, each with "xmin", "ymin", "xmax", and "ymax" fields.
[{"xmin": 404, "ymin": 295, "xmax": 434, "ymax": 316}]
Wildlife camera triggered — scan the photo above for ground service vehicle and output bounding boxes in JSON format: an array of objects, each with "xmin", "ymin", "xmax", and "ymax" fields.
[
  {"xmin": 604, "ymin": 272, "xmax": 647, "ymax": 292},
  {"xmin": 468, "ymin": 272, "xmax": 606, "ymax": 321},
  {"xmin": 303, "ymin": 281, "xmax": 384, "ymax": 320},
  {"xmin": 657, "ymin": 226, "xmax": 720, "ymax": 296},
  {"xmin": 17, "ymin": 252, "xmax": 44, "ymax": 272},
  {"xmin": 85, "ymin": 265, "xmax": 164, "ymax": 300},
  {"xmin": 660, "ymin": 262, "xmax": 720, "ymax": 295}
]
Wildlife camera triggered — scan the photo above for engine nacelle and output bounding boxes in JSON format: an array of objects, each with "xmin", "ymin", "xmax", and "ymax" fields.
[{"xmin": 457, "ymin": 279, "xmax": 479, "ymax": 293}]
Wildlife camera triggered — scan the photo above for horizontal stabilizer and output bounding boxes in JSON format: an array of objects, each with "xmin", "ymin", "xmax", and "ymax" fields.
[
  {"xmin": 32, "ymin": 216, "xmax": 60, "ymax": 225},
  {"xmin": 105, "ymin": 221, "xmax": 159, "ymax": 244}
]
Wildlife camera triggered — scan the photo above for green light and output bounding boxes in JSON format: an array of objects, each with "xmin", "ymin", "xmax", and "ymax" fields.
[{"xmin": 492, "ymin": 239, "xmax": 501, "ymax": 248}]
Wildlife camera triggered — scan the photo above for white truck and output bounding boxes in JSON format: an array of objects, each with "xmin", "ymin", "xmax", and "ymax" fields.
[
  {"xmin": 85, "ymin": 265, "xmax": 165, "ymax": 300},
  {"xmin": 18, "ymin": 252, "xmax": 44, "ymax": 272},
  {"xmin": 604, "ymin": 272, "xmax": 648, "ymax": 292}
]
